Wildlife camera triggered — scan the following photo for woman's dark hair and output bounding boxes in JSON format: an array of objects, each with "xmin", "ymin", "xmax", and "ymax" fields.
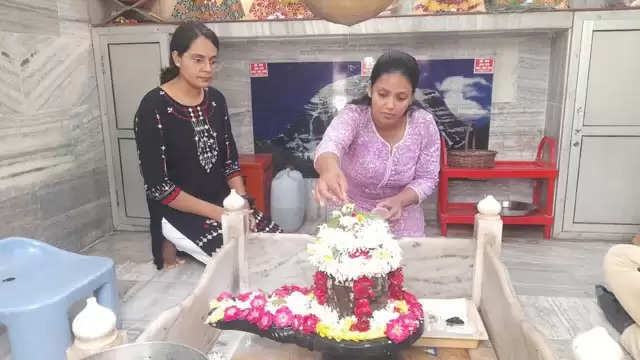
[
  {"xmin": 160, "ymin": 22, "xmax": 220, "ymax": 84},
  {"xmin": 351, "ymin": 50, "xmax": 421, "ymax": 108}
]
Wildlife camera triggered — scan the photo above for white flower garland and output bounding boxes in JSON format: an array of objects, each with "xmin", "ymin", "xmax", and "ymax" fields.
[{"xmin": 307, "ymin": 207, "xmax": 402, "ymax": 282}]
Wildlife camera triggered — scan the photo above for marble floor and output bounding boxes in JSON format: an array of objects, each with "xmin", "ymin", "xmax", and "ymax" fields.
[{"xmin": 0, "ymin": 222, "xmax": 634, "ymax": 360}]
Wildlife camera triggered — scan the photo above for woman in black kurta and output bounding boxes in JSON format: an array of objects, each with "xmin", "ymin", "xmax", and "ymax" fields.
[{"xmin": 134, "ymin": 22, "xmax": 279, "ymax": 269}]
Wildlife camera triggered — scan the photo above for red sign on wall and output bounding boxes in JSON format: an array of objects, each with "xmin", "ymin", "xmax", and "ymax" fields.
[
  {"xmin": 250, "ymin": 63, "xmax": 269, "ymax": 77},
  {"xmin": 361, "ymin": 57, "xmax": 376, "ymax": 77},
  {"xmin": 474, "ymin": 58, "xmax": 494, "ymax": 74}
]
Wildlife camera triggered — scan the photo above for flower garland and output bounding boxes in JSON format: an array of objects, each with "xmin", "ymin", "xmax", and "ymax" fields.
[
  {"xmin": 207, "ymin": 283, "xmax": 423, "ymax": 343},
  {"xmin": 207, "ymin": 204, "xmax": 423, "ymax": 344},
  {"xmin": 307, "ymin": 204, "xmax": 402, "ymax": 282}
]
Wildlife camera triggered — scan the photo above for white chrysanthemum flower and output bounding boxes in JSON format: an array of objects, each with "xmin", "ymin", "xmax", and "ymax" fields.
[
  {"xmin": 310, "ymin": 302, "xmax": 340, "ymax": 327},
  {"xmin": 339, "ymin": 216, "xmax": 358, "ymax": 229},
  {"xmin": 341, "ymin": 204, "xmax": 355, "ymax": 213},
  {"xmin": 371, "ymin": 303, "xmax": 400, "ymax": 328},
  {"xmin": 285, "ymin": 292, "xmax": 312, "ymax": 315},
  {"xmin": 310, "ymin": 204, "xmax": 402, "ymax": 280}
]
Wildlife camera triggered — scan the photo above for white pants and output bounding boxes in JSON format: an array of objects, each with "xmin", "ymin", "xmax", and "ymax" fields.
[
  {"xmin": 161, "ymin": 218, "xmax": 211, "ymax": 264},
  {"xmin": 604, "ymin": 244, "xmax": 640, "ymax": 359}
]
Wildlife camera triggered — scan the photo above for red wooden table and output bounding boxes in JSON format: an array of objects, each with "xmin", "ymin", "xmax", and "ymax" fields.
[
  {"xmin": 239, "ymin": 154, "xmax": 273, "ymax": 216},
  {"xmin": 438, "ymin": 137, "xmax": 558, "ymax": 239}
]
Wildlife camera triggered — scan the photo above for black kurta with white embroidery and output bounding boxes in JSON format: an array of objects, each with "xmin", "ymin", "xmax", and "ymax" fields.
[{"xmin": 134, "ymin": 87, "xmax": 277, "ymax": 269}]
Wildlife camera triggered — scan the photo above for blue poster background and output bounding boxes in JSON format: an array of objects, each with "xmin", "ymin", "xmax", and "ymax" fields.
[{"xmin": 250, "ymin": 59, "xmax": 493, "ymax": 177}]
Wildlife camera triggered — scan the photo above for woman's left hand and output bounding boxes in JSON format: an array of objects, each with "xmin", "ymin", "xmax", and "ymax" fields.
[{"xmin": 375, "ymin": 196, "xmax": 403, "ymax": 221}]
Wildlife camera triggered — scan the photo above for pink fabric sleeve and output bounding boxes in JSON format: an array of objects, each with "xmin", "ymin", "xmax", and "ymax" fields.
[
  {"xmin": 406, "ymin": 111, "xmax": 441, "ymax": 203},
  {"xmin": 314, "ymin": 105, "xmax": 361, "ymax": 164}
]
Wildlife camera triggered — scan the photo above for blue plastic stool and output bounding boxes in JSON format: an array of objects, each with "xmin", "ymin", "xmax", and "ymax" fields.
[{"xmin": 0, "ymin": 237, "xmax": 119, "ymax": 360}]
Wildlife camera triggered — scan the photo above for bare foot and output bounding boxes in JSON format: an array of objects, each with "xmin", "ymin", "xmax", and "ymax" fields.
[
  {"xmin": 164, "ymin": 258, "xmax": 185, "ymax": 270},
  {"xmin": 632, "ymin": 233, "xmax": 640, "ymax": 247},
  {"xmin": 162, "ymin": 239, "xmax": 185, "ymax": 269}
]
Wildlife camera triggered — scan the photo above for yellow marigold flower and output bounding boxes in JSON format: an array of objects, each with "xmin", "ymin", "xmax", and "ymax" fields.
[
  {"xmin": 205, "ymin": 308, "xmax": 224, "ymax": 323},
  {"xmin": 395, "ymin": 300, "xmax": 409, "ymax": 314},
  {"xmin": 317, "ymin": 323, "xmax": 330, "ymax": 337}
]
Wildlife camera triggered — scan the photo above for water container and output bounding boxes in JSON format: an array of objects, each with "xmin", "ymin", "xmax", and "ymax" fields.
[{"xmin": 270, "ymin": 168, "xmax": 306, "ymax": 232}]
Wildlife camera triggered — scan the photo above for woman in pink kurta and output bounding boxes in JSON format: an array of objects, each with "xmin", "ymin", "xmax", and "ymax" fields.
[{"xmin": 314, "ymin": 51, "xmax": 440, "ymax": 237}]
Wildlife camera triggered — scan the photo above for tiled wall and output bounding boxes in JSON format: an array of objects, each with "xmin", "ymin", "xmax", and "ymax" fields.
[
  {"xmin": 0, "ymin": 0, "xmax": 112, "ymax": 250},
  {"xmin": 213, "ymin": 31, "xmax": 554, "ymax": 226},
  {"xmin": 217, "ymin": 33, "xmax": 551, "ymax": 160}
]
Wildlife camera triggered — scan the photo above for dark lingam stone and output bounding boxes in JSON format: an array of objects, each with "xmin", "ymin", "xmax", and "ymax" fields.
[{"xmin": 326, "ymin": 275, "xmax": 389, "ymax": 318}]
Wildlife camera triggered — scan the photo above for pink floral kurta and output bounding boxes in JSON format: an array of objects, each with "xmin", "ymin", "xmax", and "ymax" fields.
[{"xmin": 315, "ymin": 104, "xmax": 440, "ymax": 237}]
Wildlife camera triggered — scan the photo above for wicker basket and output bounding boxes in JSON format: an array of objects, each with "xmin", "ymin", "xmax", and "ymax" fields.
[
  {"xmin": 448, "ymin": 126, "xmax": 497, "ymax": 168},
  {"xmin": 448, "ymin": 149, "xmax": 497, "ymax": 168}
]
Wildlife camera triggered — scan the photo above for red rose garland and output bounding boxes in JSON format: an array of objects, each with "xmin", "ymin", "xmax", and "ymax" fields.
[
  {"xmin": 351, "ymin": 276, "xmax": 376, "ymax": 331},
  {"xmin": 313, "ymin": 271, "xmax": 328, "ymax": 305},
  {"xmin": 387, "ymin": 267, "xmax": 404, "ymax": 301}
]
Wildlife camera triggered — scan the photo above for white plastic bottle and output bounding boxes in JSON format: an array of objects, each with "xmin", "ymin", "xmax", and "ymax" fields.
[{"xmin": 270, "ymin": 168, "xmax": 306, "ymax": 232}]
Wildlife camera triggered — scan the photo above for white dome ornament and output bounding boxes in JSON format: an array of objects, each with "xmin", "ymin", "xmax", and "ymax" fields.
[
  {"xmin": 477, "ymin": 195, "xmax": 502, "ymax": 216},
  {"xmin": 223, "ymin": 189, "xmax": 247, "ymax": 211},
  {"xmin": 66, "ymin": 297, "xmax": 126, "ymax": 359},
  {"xmin": 72, "ymin": 297, "xmax": 117, "ymax": 348}
]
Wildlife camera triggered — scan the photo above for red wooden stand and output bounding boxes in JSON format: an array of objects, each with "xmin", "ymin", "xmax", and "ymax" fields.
[
  {"xmin": 438, "ymin": 137, "xmax": 558, "ymax": 239},
  {"xmin": 239, "ymin": 154, "xmax": 273, "ymax": 216}
]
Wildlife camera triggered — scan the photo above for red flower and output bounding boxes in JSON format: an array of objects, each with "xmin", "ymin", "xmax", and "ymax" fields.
[
  {"xmin": 273, "ymin": 286, "xmax": 291, "ymax": 299},
  {"xmin": 313, "ymin": 272, "xmax": 329, "ymax": 305},
  {"xmin": 313, "ymin": 284, "xmax": 328, "ymax": 305},
  {"xmin": 216, "ymin": 292, "xmax": 233, "ymax": 302},
  {"xmin": 292, "ymin": 314, "xmax": 305, "ymax": 331},
  {"xmin": 274, "ymin": 307, "xmax": 294, "ymax": 328},
  {"xmin": 351, "ymin": 212, "xmax": 357, "ymax": 217},
  {"xmin": 289, "ymin": 285, "xmax": 309, "ymax": 294},
  {"xmin": 237, "ymin": 308, "xmax": 249, "ymax": 321},
  {"xmin": 237, "ymin": 292, "xmax": 252, "ymax": 302},
  {"xmin": 354, "ymin": 298, "xmax": 372, "ymax": 318},
  {"xmin": 409, "ymin": 303, "xmax": 424, "ymax": 318},
  {"xmin": 353, "ymin": 277, "xmax": 374, "ymax": 299},
  {"xmin": 403, "ymin": 290, "xmax": 418, "ymax": 305},
  {"xmin": 388, "ymin": 268, "xmax": 404, "ymax": 287},
  {"xmin": 250, "ymin": 294, "xmax": 267, "ymax": 308},
  {"xmin": 223, "ymin": 306, "xmax": 240, "ymax": 322},
  {"xmin": 302, "ymin": 314, "xmax": 320, "ymax": 334},
  {"xmin": 257, "ymin": 311, "xmax": 273, "ymax": 330},
  {"xmin": 399, "ymin": 315, "xmax": 418, "ymax": 333},
  {"xmin": 350, "ymin": 317, "xmax": 371, "ymax": 332},
  {"xmin": 313, "ymin": 271, "xmax": 328, "ymax": 285},
  {"xmin": 386, "ymin": 318, "xmax": 410, "ymax": 344},
  {"xmin": 315, "ymin": 293, "xmax": 327, "ymax": 305},
  {"xmin": 389, "ymin": 285, "xmax": 404, "ymax": 301},
  {"xmin": 348, "ymin": 249, "xmax": 371, "ymax": 259},
  {"xmin": 246, "ymin": 307, "xmax": 263, "ymax": 324}
]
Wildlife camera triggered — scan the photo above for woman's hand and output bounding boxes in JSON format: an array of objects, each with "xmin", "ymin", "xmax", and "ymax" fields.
[
  {"xmin": 314, "ymin": 168, "xmax": 348, "ymax": 206},
  {"xmin": 375, "ymin": 196, "xmax": 404, "ymax": 221}
]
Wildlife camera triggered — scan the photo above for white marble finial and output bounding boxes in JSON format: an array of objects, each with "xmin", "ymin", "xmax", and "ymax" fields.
[
  {"xmin": 223, "ymin": 189, "xmax": 246, "ymax": 211},
  {"xmin": 477, "ymin": 195, "xmax": 501, "ymax": 216},
  {"xmin": 72, "ymin": 297, "xmax": 117, "ymax": 345}
]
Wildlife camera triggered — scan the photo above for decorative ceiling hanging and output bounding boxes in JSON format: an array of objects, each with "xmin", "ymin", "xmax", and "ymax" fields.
[{"xmin": 302, "ymin": 0, "xmax": 394, "ymax": 26}]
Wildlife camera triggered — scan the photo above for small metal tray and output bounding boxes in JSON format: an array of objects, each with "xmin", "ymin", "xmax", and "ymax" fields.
[{"xmin": 499, "ymin": 200, "xmax": 537, "ymax": 217}]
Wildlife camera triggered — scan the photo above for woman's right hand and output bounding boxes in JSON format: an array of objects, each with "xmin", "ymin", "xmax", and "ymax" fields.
[{"xmin": 314, "ymin": 168, "xmax": 348, "ymax": 206}]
